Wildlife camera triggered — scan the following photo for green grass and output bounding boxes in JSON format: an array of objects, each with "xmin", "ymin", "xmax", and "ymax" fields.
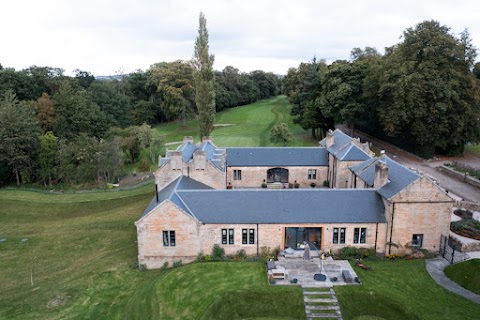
[
  {"xmin": 444, "ymin": 259, "xmax": 480, "ymax": 294},
  {"xmin": 155, "ymin": 96, "xmax": 317, "ymax": 148},
  {"xmin": 335, "ymin": 260, "xmax": 480, "ymax": 320},
  {"xmin": 465, "ymin": 143, "xmax": 480, "ymax": 154},
  {"xmin": 0, "ymin": 186, "xmax": 304, "ymax": 319}
]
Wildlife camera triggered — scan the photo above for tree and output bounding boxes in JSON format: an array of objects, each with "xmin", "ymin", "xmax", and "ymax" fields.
[
  {"xmin": 36, "ymin": 93, "xmax": 56, "ymax": 132},
  {"xmin": 193, "ymin": 12, "xmax": 216, "ymax": 139},
  {"xmin": 87, "ymin": 80, "xmax": 132, "ymax": 128},
  {"xmin": 148, "ymin": 60, "xmax": 195, "ymax": 126},
  {"xmin": 376, "ymin": 20, "xmax": 480, "ymax": 156},
  {"xmin": 53, "ymin": 82, "xmax": 107, "ymax": 139},
  {"xmin": 38, "ymin": 132, "xmax": 58, "ymax": 185},
  {"xmin": 74, "ymin": 69, "xmax": 95, "ymax": 89},
  {"xmin": 0, "ymin": 90, "xmax": 41, "ymax": 184},
  {"xmin": 270, "ymin": 122, "xmax": 292, "ymax": 146}
]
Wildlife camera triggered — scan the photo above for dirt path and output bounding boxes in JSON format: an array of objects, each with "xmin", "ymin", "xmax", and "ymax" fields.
[{"xmin": 350, "ymin": 128, "xmax": 480, "ymax": 203}]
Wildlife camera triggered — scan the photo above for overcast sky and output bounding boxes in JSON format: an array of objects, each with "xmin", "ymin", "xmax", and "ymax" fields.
[{"xmin": 1, "ymin": 0, "xmax": 479, "ymax": 76}]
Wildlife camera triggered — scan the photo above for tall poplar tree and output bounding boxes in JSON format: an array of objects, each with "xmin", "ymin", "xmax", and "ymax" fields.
[{"xmin": 193, "ymin": 12, "xmax": 215, "ymax": 139}]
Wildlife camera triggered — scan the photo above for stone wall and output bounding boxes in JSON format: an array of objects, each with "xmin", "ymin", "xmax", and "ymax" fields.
[
  {"xmin": 136, "ymin": 201, "xmax": 201, "ymax": 269},
  {"xmin": 437, "ymin": 165, "xmax": 480, "ymax": 189},
  {"xmin": 226, "ymin": 166, "xmax": 328, "ymax": 189},
  {"xmin": 331, "ymin": 160, "xmax": 365, "ymax": 189}
]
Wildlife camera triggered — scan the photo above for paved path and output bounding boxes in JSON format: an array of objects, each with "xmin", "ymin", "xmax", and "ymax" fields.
[
  {"xmin": 350, "ymin": 129, "xmax": 480, "ymax": 203},
  {"xmin": 426, "ymin": 257, "xmax": 480, "ymax": 304}
]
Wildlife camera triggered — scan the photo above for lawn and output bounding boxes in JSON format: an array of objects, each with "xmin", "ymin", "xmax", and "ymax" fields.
[
  {"xmin": 335, "ymin": 260, "xmax": 480, "ymax": 320},
  {"xmin": 154, "ymin": 96, "xmax": 317, "ymax": 149},
  {"xmin": 444, "ymin": 259, "xmax": 480, "ymax": 295},
  {"xmin": 0, "ymin": 185, "xmax": 304, "ymax": 320}
]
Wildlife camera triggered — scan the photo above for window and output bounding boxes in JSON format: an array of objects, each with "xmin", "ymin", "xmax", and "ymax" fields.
[
  {"xmin": 233, "ymin": 170, "xmax": 242, "ymax": 180},
  {"xmin": 412, "ymin": 234, "xmax": 423, "ymax": 248},
  {"xmin": 308, "ymin": 169, "xmax": 317, "ymax": 180},
  {"xmin": 354, "ymin": 228, "xmax": 366, "ymax": 244},
  {"xmin": 163, "ymin": 231, "xmax": 176, "ymax": 246},
  {"xmin": 242, "ymin": 228, "xmax": 255, "ymax": 244},
  {"xmin": 222, "ymin": 228, "xmax": 234, "ymax": 245},
  {"xmin": 333, "ymin": 227, "xmax": 346, "ymax": 244}
]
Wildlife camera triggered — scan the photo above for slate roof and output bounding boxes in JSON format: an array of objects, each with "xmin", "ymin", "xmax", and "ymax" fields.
[
  {"xmin": 140, "ymin": 176, "xmax": 386, "ymax": 224},
  {"xmin": 350, "ymin": 155, "xmax": 420, "ymax": 199},
  {"xmin": 140, "ymin": 176, "xmax": 212, "ymax": 218},
  {"xmin": 177, "ymin": 141, "xmax": 197, "ymax": 163},
  {"xmin": 320, "ymin": 129, "xmax": 353, "ymax": 154},
  {"xmin": 335, "ymin": 144, "xmax": 371, "ymax": 161},
  {"xmin": 198, "ymin": 141, "xmax": 224, "ymax": 170},
  {"xmin": 225, "ymin": 147, "xmax": 329, "ymax": 167}
]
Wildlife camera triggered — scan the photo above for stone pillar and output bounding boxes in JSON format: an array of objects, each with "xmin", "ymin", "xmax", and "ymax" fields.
[{"xmin": 326, "ymin": 130, "xmax": 334, "ymax": 148}]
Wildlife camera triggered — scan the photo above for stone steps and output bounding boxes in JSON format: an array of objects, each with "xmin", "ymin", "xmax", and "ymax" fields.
[{"xmin": 302, "ymin": 285, "xmax": 343, "ymax": 320}]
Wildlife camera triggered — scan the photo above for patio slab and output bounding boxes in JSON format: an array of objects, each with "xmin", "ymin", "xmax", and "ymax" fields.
[{"xmin": 271, "ymin": 256, "xmax": 360, "ymax": 287}]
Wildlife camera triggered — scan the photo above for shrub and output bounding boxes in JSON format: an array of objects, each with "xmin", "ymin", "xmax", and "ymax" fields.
[
  {"xmin": 235, "ymin": 249, "xmax": 247, "ymax": 260},
  {"xmin": 323, "ymin": 180, "xmax": 330, "ymax": 187},
  {"xmin": 138, "ymin": 158, "xmax": 150, "ymax": 172},
  {"xmin": 386, "ymin": 253, "xmax": 405, "ymax": 260},
  {"xmin": 204, "ymin": 255, "xmax": 212, "ymax": 262},
  {"xmin": 337, "ymin": 246, "xmax": 377, "ymax": 260},
  {"xmin": 160, "ymin": 261, "xmax": 169, "ymax": 270},
  {"xmin": 212, "ymin": 244, "xmax": 225, "ymax": 260},
  {"xmin": 173, "ymin": 260, "xmax": 183, "ymax": 268},
  {"xmin": 196, "ymin": 252, "xmax": 205, "ymax": 262},
  {"xmin": 138, "ymin": 263, "xmax": 147, "ymax": 271},
  {"xmin": 259, "ymin": 246, "xmax": 279, "ymax": 261}
]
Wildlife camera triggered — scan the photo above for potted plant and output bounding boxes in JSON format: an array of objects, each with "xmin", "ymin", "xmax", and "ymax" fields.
[
  {"xmin": 261, "ymin": 179, "xmax": 267, "ymax": 188},
  {"xmin": 294, "ymin": 180, "xmax": 299, "ymax": 188},
  {"xmin": 227, "ymin": 182, "xmax": 233, "ymax": 189},
  {"xmin": 310, "ymin": 182, "xmax": 316, "ymax": 188}
]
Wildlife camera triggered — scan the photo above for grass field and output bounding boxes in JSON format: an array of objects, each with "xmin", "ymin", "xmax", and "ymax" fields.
[
  {"xmin": 444, "ymin": 259, "xmax": 480, "ymax": 295},
  {"xmin": 335, "ymin": 260, "xmax": 480, "ymax": 320},
  {"xmin": 155, "ymin": 96, "xmax": 317, "ymax": 149},
  {"xmin": 0, "ymin": 185, "xmax": 304, "ymax": 320}
]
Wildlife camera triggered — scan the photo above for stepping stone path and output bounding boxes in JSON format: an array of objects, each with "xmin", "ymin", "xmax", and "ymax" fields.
[{"xmin": 302, "ymin": 285, "xmax": 343, "ymax": 320}]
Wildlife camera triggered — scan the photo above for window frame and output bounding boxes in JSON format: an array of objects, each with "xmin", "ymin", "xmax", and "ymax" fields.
[
  {"xmin": 222, "ymin": 228, "xmax": 234, "ymax": 245},
  {"xmin": 163, "ymin": 230, "xmax": 176, "ymax": 246},
  {"xmin": 233, "ymin": 170, "xmax": 242, "ymax": 180},
  {"xmin": 354, "ymin": 227, "xmax": 366, "ymax": 244},
  {"xmin": 412, "ymin": 234, "xmax": 423, "ymax": 248},
  {"xmin": 308, "ymin": 169, "xmax": 317, "ymax": 180}
]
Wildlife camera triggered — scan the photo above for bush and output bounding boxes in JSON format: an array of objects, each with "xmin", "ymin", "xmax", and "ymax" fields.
[
  {"xmin": 337, "ymin": 246, "xmax": 377, "ymax": 260},
  {"xmin": 204, "ymin": 255, "xmax": 212, "ymax": 262},
  {"xmin": 138, "ymin": 158, "xmax": 150, "ymax": 172},
  {"xmin": 323, "ymin": 180, "xmax": 330, "ymax": 187},
  {"xmin": 173, "ymin": 260, "xmax": 183, "ymax": 268},
  {"xmin": 160, "ymin": 261, "xmax": 169, "ymax": 270},
  {"xmin": 235, "ymin": 249, "xmax": 247, "ymax": 260},
  {"xmin": 386, "ymin": 253, "xmax": 405, "ymax": 260},
  {"xmin": 212, "ymin": 244, "xmax": 225, "ymax": 260},
  {"xmin": 196, "ymin": 252, "xmax": 205, "ymax": 262},
  {"xmin": 259, "ymin": 246, "xmax": 279, "ymax": 261}
]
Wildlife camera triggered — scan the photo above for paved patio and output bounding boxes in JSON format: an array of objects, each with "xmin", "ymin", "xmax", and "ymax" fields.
[{"xmin": 271, "ymin": 253, "xmax": 360, "ymax": 287}]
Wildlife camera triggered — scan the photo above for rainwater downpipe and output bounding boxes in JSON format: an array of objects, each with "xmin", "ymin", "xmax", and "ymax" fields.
[
  {"xmin": 389, "ymin": 203, "xmax": 395, "ymax": 254},
  {"xmin": 374, "ymin": 222, "xmax": 378, "ymax": 251}
]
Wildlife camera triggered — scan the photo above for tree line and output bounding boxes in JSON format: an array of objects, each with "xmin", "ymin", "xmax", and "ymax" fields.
[
  {"xmin": 283, "ymin": 20, "xmax": 480, "ymax": 158},
  {"xmin": 0, "ymin": 63, "xmax": 279, "ymax": 187}
]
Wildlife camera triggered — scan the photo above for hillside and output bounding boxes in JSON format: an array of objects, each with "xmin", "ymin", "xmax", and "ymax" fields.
[{"xmin": 155, "ymin": 95, "xmax": 317, "ymax": 148}]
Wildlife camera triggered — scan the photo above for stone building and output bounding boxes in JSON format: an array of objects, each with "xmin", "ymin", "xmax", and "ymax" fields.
[{"xmin": 136, "ymin": 129, "xmax": 453, "ymax": 269}]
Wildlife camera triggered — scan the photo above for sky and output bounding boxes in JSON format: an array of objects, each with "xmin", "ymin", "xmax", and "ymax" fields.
[{"xmin": 1, "ymin": 0, "xmax": 480, "ymax": 76}]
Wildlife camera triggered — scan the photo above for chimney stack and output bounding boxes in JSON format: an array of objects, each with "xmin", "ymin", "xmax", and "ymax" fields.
[
  {"xmin": 183, "ymin": 136, "xmax": 194, "ymax": 143},
  {"xmin": 374, "ymin": 161, "xmax": 389, "ymax": 189},
  {"xmin": 326, "ymin": 130, "xmax": 334, "ymax": 148},
  {"xmin": 202, "ymin": 136, "xmax": 212, "ymax": 143}
]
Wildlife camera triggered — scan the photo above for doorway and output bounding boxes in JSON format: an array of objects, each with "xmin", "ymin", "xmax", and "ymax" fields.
[{"xmin": 284, "ymin": 227, "xmax": 322, "ymax": 250}]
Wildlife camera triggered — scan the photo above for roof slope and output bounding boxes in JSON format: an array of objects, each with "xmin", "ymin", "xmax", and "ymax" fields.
[
  {"xmin": 140, "ymin": 176, "xmax": 213, "ymax": 218},
  {"xmin": 226, "ymin": 147, "xmax": 329, "ymax": 167},
  {"xmin": 177, "ymin": 189, "xmax": 385, "ymax": 224},
  {"xmin": 335, "ymin": 144, "xmax": 371, "ymax": 161},
  {"xmin": 350, "ymin": 155, "xmax": 420, "ymax": 199},
  {"xmin": 320, "ymin": 129, "xmax": 353, "ymax": 154}
]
